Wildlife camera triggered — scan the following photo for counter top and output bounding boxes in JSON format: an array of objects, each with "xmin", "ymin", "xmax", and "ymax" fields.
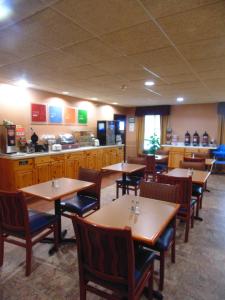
[
  {"xmin": 0, "ymin": 144, "xmax": 124, "ymax": 160},
  {"xmin": 161, "ymin": 144, "xmax": 217, "ymax": 149}
]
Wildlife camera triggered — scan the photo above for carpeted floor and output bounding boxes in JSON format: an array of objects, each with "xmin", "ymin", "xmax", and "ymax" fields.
[{"xmin": 1, "ymin": 174, "xmax": 225, "ymax": 300}]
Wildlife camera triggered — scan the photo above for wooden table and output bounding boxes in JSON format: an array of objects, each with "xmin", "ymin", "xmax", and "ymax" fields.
[
  {"xmin": 86, "ymin": 194, "xmax": 180, "ymax": 246},
  {"xmin": 167, "ymin": 168, "xmax": 210, "ymax": 185},
  {"xmin": 20, "ymin": 178, "xmax": 94, "ymax": 253},
  {"xmin": 205, "ymin": 158, "xmax": 216, "ymax": 172},
  {"xmin": 155, "ymin": 154, "xmax": 168, "ymax": 161},
  {"xmin": 102, "ymin": 162, "xmax": 146, "ymax": 195}
]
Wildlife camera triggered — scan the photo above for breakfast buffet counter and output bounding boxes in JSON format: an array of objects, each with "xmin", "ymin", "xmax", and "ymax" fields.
[{"xmin": 0, "ymin": 145, "xmax": 124, "ymax": 191}]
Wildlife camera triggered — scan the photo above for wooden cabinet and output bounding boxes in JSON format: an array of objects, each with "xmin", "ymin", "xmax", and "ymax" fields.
[
  {"xmin": 84, "ymin": 150, "xmax": 98, "ymax": 170},
  {"xmin": 116, "ymin": 147, "xmax": 124, "ymax": 163},
  {"xmin": 34, "ymin": 156, "xmax": 51, "ymax": 184},
  {"xmin": 168, "ymin": 148, "xmax": 185, "ymax": 168},
  {"xmin": 13, "ymin": 158, "xmax": 34, "ymax": 189},
  {"xmin": 50, "ymin": 155, "xmax": 65, "ymax": 179},
  {"xmin": 65, "ymin": 152, "xmax": 84, "ymax": 178}
]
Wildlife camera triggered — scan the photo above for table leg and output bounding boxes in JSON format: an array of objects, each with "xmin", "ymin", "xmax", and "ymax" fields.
[{"xmin": 122, "ymin": 173, "xmax": 127, "ymax": 195}]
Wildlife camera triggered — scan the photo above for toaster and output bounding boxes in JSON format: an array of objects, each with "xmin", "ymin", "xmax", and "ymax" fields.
[{"xmin": 51, "ymin": 144, "xmax": 62, "ymax": 151}]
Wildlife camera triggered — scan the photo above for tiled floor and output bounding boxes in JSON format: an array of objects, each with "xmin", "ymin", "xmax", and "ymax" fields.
[{"xmin": 1, "ymin": 174, "xmax": 225, "ymax": 299}]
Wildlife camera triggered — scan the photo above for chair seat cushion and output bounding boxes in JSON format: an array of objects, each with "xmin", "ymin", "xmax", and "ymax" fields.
[
  {"xmin": 116, "ymin": 177, "xmax": 141, "ymax": 186},
  {"xmin": 151, "ymin": 227, "xmax": 174, "ymax": 251},
  {"xmin": 60, "ymin": 195, "xmax": 98, "ymax": 216},
  {"xmin": 156, "ymin": 164, "xmax": 167, "ymax": 172},
  {"xmin": 179, "ymin": 199, "xmax": 197, "ymax": 213},
  {"xmin": 135, "ymin": 246, "xmax": 155, "ymax": 284},
  {"xmin": 192, "ymin": 184, "xmax": 203, "ymax": 196},
  {"xmin": 28, "ymin": 209, "xmax": 58, "ymax": 234}
]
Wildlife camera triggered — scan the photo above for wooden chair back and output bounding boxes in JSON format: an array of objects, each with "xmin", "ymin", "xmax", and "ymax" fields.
[
  {"xmin": 192, "ymin": 152, "xmax": 210, "ymax": 159},
  {"xmin": 0, "ymin": 190, "xmax": 29, "ymax": 235},
  {"xmin": 72, "ymin": 215, "xmax": 135, "ymax": 292},
  {"xmin": 140, "ymin": 180, "xmax": 180, "ymax": 203},
  {"xmin": 180, "ymin": 161, "xmax": 205, "ymax": 171},
  {"xmin": 146, "ymin": 155, "xmax": 156, "ymax": 173},
  {"xmin": 77, "ymin": 168, "xmax": 102, "ymax": 204},
  {"xmin": 127, "ymin": 156, "xmax": 146, "ymax": 177},
  {"xmin": 184, "ymin": 157, "xmax": 205, "ymax": 163},
  {"xmin": 157, "ymin": 174, "xmax": 192, "ymax": 210}
]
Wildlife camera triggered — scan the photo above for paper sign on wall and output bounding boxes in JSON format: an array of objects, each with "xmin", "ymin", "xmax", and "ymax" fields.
[
  {"xmin": 31, "ymin": 103, "xmax": 47, "ymax": 122},
  {"xmin": 48, "ymin": 106, "xmax": 63, "ymax": 123},
  {"xmin": 78, "ymin": 109, "xmax": 88, "ymax": 125},
  {"xmin": 64, "ymin": 107, "xmax": 76, "ymax": 124}
]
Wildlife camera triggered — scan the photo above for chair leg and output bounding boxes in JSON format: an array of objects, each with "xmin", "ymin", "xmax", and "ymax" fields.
[
  {"xmin": 147, "ymin": 263, "xmax": 154, "ymax": 300},
  {"xmin": 184, "ymin": 218, "xmax": 190, "ymax": 243},
  {"xmin": 171, "ymin": 240, "xmax": 175, "ymax": 264},
  {"xmin": 25, "ymin": 240, "xmax": 32, "ymax": 276},
  {"xmin": 159, "ymin": 251, "xmax": 165, "ymax": 291},
  {"xmin": 116, "ymin": 183, "xmax": 119, "ymax": 199},
  {"xmin": 54, "ymin": 222, "xmax": 59, "ymax": 251},
  {"xmin": 0, "ymin": 234, "xmax": 4, "ymax": 267},
  {"xmin": 135, "ymin": 186, "xmax": 137, "ymax": 196},
  {"xmin": 80, "ymin": 282, "xmax": 87, "ymax": 300}
]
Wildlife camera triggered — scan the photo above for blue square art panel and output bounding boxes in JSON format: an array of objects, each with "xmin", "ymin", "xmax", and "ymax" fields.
[{"xmin": 49, "ymin": 106, "xmax": 63, "ymax": 123}]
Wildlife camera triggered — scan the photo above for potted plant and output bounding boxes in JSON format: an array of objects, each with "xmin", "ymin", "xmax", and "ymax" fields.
[{"xmin": 144, "ymin": 133, "xmax": 160, "ymax": 155}]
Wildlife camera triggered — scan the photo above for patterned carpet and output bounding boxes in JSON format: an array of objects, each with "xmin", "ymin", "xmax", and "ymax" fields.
[{"xmin": 1, "ymin": 175, "xmax": 225, "ymax": 300}]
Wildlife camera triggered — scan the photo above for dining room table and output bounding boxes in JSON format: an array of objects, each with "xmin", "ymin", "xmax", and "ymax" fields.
[
  {"xmin": 102, "ymin": 162, "xmax": 146, "ymax": 195},
  {"xmin": 20, "ymin": 177, "xmax": 94, "ymax": 254},
  {"xmin": 86, "ymin": 194, "xmax": 180, "ymax": 299}
]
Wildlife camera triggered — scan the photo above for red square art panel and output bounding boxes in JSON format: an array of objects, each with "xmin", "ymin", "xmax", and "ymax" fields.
[{"xmin": 31, "ymin": 103, "xmax": 47, "ymax": 122}]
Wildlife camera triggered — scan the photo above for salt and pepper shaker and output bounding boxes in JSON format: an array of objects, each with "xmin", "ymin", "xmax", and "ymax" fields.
[
  {"xmin": 131, "ymin": 199, "xmax": 135, "ymax": 212},
  {"xmin": 135, "ymin": 199, "xmax": 140, "ymax": 215}
]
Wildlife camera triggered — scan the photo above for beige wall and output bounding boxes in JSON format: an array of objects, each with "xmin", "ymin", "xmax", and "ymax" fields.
[
  {"xmin": 169, "ymin": 103, "xmax": 218, "ymax": 143},
  {"xmin": 0, "ymin": 83, "xmax": 126, "ymax": 139}
]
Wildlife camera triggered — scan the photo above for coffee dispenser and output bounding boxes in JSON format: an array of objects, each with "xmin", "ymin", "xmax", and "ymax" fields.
[
  {"xmin": 192, "ymin": 131, "xmax": 200, "ymax": 146},
  {"xmin": 184, "ymin": 131, "xmax": 191, "ymax": 146},
  {"xmin": 202, "ymin": 131, "xmax": 209, "ymax": 146},
  {"xmin": 0, "ymin": 125, "xmax": 18, "ymax": 153}
]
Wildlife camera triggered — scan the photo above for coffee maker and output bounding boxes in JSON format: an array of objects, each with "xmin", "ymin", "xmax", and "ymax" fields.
[{"xmin": 0, "ymin": 125, "xmax": 18, "ymax": 154}]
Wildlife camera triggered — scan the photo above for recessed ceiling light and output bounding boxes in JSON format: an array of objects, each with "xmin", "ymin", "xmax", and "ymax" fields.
[
  {"xmin": 62, "ymin": 91, "xmax": 69, "ymax": 95},
  {"xmin": 112, "ymin": 102, "xmax": 118, "ymax": 105},
  {"xmin": 176, "ymin": 97, "xmax": 184, "ymax": 102},
  {"xmin": 0, "ymin": 4, "xmax": 11, "ymax": 20},
  {"xmin": 144, "ymin": 81, "xmax": 155, "ymax": 86},
  {"xmin": 90, "ymin": 97, "xmax": 98, "ymax": 100},
  {"xmin": 15, "ymin": 79, "xmax": 30, "ymax": 88}
]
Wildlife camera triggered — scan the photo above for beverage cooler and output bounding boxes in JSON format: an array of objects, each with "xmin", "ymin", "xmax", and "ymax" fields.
[{"xmin": 97, "ymin": 121, "xmax": 116, "ymax": 146}]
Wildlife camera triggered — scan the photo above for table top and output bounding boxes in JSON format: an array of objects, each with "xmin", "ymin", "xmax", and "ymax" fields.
[
  {"xmin": 86, "ymin": 194, "xmax": 180, "ymax": 246},
  {"xmin": 102, "ymin": 162, "xmax": 146, "ymax": 174},
  {"xmin": 167, "ymin": 168, "xmax": 210, "ymax": 185},
  {"xmin": 20, "ymin": 177, "xmax": 94, "ymax": 201},
  {"xmin": 155, "ymin": 155, "xmax": 168, "ymax": 160}
]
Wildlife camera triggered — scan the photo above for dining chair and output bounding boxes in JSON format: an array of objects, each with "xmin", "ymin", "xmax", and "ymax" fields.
[
  {"xmin": 116, "ymin": 156, "xmax": 145, "ymax": 198},
  {"xmin": 140, "ymin": 180, "xmax": 179, "ymax": 291},
  {"xmin": 157, "ymin": 174, "xmax": 195, "ymax": 243},
  {"xmin": 192, "ymin": 152, "xmax": 210, "ymax": 159},
  {"xmin": 180, "ymin": 161, "xmax": 205, "ymax": 215},
  {"xmin": 60, "ymin": 168, "xmax": 102, "ymax": 219},
  {"xmin": 183, "ymin": 157, "xmax": 205, "ymax": 163},
  {"xmin": 72, "ymin": 214, "xmax": 155, "ymax": 300},
  {"xmin": 145, "ymin": 155, "xmax": 166, "ymax": 181},
  {"xmin": 0, "ymin": 190, "xmax": 58, "ymax": 276},
  {"xmin": 155, "ymin": 149, "xmax": 169, "ymax": 171}
]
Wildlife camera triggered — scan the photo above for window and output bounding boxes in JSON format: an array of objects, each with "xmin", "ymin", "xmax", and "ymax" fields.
[{"xmin": 144, "ymin": 115, "xmax": 161, "ymax": 150}]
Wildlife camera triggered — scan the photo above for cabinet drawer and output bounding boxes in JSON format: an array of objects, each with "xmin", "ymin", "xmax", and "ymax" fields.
[
  {"xmin": 13, "ymin": 159, "xmax": 33, "ymax": 171},
  {"xmin": 34, "ymin": 156, "xmax": 51, "ymax": 165},
  {"xmin": 50, "ymin": 154, "xmax": 65, "ymax": 161},
  {"xmin": 65, "ymin": 152, "xmax": 83, "ymax": 160}
]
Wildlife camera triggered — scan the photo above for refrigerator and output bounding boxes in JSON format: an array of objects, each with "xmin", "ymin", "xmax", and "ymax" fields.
[{"xmin": 97, "ymin": 121, "xmax": 116, "ymax": 146}]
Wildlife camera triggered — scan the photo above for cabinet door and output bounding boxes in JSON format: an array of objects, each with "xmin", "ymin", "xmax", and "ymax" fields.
[
  {"xmin": 35, "ymin": 163, "xmax": 51, "ymax": 183},
  {"xmin": 51, "ymin": 160, "xmax": 64, "ymax": 179},
  {"xmin": 117, "ymin": 147, "xmax": 124, "ymax": 163},
  {"xmin": 65, "ymin": 154, "xmax": 82, "ymax": 179},
  {"xmin": 110, "ymin": 148, "xmax": 118, "ymax": 165},
  {"xmin": 85, "ymin": 151, "xmax": 98, "ymax": 170},
  {"xmin": 168, "ymin": 152, "xmax": 184, "ymax": 168},
  {"xmin": 15, "ymin": 170, "xmax": 34, "ymax": 188}
]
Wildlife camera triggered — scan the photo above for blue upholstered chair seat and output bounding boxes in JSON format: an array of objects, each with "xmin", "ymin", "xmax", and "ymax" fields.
[
  {"xmin": 156, "ymin": 164, "xmax": 167, "ymax": 172},
  {"xmin": 151, "ymin": 227, "xmax": 174, "ymax": 251},
  {"xmin": 179, "ymin": 199, "xmax": 196, "ymax": 214},
  {"xmin": 116, "ymin": 176, "xmax": 142, "ymax": 187},
  {"xmin": 28, "ymin": 210, "xmax": 58, "ymax": 234},
  {"xmin": 192, "ymin": 184, "xmax": 203, "ymax": 196},
  {"xmin": 60, "ymin": 195, "xmax": 98, "ymax": 216}
]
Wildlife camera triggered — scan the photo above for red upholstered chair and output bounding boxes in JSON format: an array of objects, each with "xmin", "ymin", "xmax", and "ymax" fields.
[
  {"xmin": 0, "ymin": 190, "xmax": 58, "ymax": 276},
  {"xmin": 72, "ymin": 214, "xmax": 155, "ymax": 300},
  {"xmin": 140, "ymin": 180, "xmax": 179, "ymax": 291},
  {"xmin": 60, "ymin": 168, "xmax": 102, "ymax": 218},
  {"xmin": 157, "ymin": 174, "xmax": 195, "ymax": 243}
]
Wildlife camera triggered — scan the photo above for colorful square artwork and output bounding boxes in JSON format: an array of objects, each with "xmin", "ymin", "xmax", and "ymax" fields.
[
  {"xmin": 31, "ymin": 103, "xmax": 47, "ymax": 122},
  {"xmin": 78, "ymin": 109, "xmax": 87, "ymax": 124},
  {"xmin": 64, "ymin": 107, "xmax": 76, "ymax": 124},
  {"xmin": 48, "ymin": 106, "xmax": 63, "ymax": 123}
]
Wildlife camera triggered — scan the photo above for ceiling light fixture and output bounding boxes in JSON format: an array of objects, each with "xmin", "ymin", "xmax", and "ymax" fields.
[
  {"xmin": 144, "ymin": 81, "xmax": 155, "ymax": 86},
  {"xmin": 176, "ymin": 97, "xmax": 184, "ymax": 102},
  {"xmin": 0, "ymin": 4, "xmax": 11, "ymax": 20},
  {"xmin": 15, "ymin": 79, "xmax": 30, "ymax": 88},
  {"xmin": 90, "ymin": 97, "xmax": 98, "ymax": 100},
  {"xmin": 112, "ymin": 102, "xmax": 118, "ymax": 105},
  {"xmin": 62, "ymin": 91, "xmax": 69, "ymax": 95}
]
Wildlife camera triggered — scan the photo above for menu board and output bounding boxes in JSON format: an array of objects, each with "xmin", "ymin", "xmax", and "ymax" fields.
[{"xmin": 48, "ymin": 106, "xmax": 63, "ymax": 123}]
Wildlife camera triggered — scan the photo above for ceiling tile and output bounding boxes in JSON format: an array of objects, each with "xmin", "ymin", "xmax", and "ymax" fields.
[
  {"xmin": 101, "ymin": 21, "xmax": 170, "ymax": 55},
  {"xmin": 61, "ymin": 38, "xmax": 121, "ymax": 64},
  {"xmin": 140, "ymin": 0, "xmax": 219, "ymax": 19},
  {"xmin": 52, "ymin": 0, "xmax": 149, "ymax": 35},
  {"xmin": 158, "ymin": 2, "xmax": 225, "ymax": 44}
]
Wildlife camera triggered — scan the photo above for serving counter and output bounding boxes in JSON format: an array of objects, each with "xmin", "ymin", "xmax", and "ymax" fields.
[
  {"xmin": 0, "ymin": 145, "xmax": 124, "ymax": 191},
  {"xmin": 161, "ymin": 144, "xmax": 216, "ymax": 168}
]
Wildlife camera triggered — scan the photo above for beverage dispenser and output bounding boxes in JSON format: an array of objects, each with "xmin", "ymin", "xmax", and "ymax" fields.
[
  {"xmin": 184, "ymin": 131, "xmax": 191, "ymax": 146},
  {"xmin": 202, "ymin": 131, "xmax": 209, "ymax": 146},
  {"xmin": 0, "ymin": 125, "xmax": 18, "ymax": 153},
  {"xmin": 192, "ymin": 131, "xmax": 200, "ymax": 146}
]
